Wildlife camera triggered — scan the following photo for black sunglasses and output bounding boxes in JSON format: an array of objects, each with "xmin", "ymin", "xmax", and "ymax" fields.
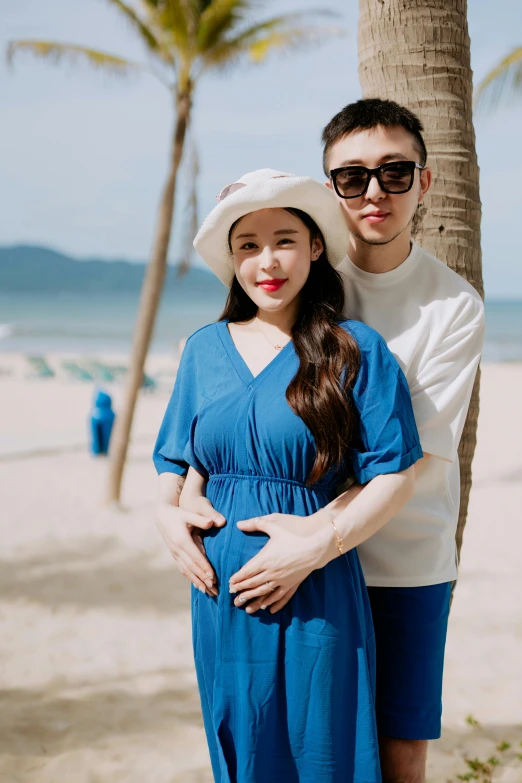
[{"xmin": 330, "ymin": 161, "xmax": 424, "ymax": 199}]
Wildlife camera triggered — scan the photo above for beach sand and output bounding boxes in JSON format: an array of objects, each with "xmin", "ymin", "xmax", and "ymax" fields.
[{"xmin": 0, "ymin": 356, "xmax": 521, "ymax": 783}]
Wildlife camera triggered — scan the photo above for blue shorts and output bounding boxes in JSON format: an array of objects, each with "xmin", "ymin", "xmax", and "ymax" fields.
[{"xmin": 367, "ymin": 582, "xmax": 452, "ymax": 741}]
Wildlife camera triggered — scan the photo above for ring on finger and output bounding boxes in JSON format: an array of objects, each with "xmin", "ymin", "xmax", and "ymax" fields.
[{"xmin": 265, "ymin": 580, "xmax": 277, "ymax": 591}]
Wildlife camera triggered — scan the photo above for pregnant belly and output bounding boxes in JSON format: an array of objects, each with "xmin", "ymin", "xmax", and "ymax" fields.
[{"xmin": 201, "ymin": 473, "xmax": 334, "ymax": 583}]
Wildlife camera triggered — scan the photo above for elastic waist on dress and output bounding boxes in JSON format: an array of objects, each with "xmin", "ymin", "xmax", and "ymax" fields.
[{"xmin": 208, "ymin": 472, "xmax": 332, "ymax": 492}]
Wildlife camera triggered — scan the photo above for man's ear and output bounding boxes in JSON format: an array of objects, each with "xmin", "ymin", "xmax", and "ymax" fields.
[
  {"xmin": 418, "ymin": 166, "xmax": 432, "ymax": 203},
  {"xmin": 325, "ymin": 179, "xmax": 333, "ymax": 191}
]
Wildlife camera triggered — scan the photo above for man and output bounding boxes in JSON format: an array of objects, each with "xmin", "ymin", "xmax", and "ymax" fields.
[{"xmin": 321, "ymin": 98, "xmax": 485, "ymax": 782}]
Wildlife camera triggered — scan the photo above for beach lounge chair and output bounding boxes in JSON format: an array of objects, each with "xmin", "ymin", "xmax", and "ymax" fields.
[
  {"xmin": 86, "ymin": 361, "xmax": 118, "ymax": 384},
  {"xmin": 26, "ymin": 356, "xmax": 55, "ymax": 379},
  {"xmin": 91, "ymin": 362, "xmax": 157, "ymax": 391},
  {"xmin": 141, "ymin": 372, "xmax": 157, "ymax": 392},
  {"xmin": 62, "ymin": 360, "xmax": 94, "ymax": 382}
]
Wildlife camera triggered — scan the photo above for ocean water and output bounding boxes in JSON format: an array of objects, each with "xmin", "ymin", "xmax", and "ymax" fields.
[
  {"xmin": 0, "ymin": 290, "xmax": 227, "ymax": 356},
  {"xmin": 0, "ymin": 292, "xmax": 521, "ymax": 362}
]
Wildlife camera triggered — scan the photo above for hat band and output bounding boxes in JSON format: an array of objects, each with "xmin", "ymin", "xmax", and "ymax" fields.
[{"xmin": 216, "ymin": 182, "xmax": 247, "ymax": 202}]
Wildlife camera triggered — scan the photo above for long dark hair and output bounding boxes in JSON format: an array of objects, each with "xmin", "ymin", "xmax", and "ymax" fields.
[{"xmin": 219, "ymin": 207, "xmax": 360, "ymax": 485}]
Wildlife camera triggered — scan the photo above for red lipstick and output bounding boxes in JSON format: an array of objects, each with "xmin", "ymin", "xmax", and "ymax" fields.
[{"xmin": 257, "ymin": 278, "xmax": 287, "ymax": 292}]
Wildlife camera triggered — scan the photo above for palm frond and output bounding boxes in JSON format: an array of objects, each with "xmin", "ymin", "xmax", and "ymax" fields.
[
  {"xmin": 196, "ymin": 0, "xmax": 250, "ymax": 51},
  {"xmin": 196, "ymin": 0, "xmax": 215, "ymax": 12},
  {"xmin": 105, "ymin": 0, "xmax": 174, "ymax": 63},
  {"xmin": 142, "ymin": 0, "xmax": 191, "ymax": 54},
  {"xmin": 197, "ymin": 4, "xmax": 338, "ymax": 55},
  {"xmin": 474, "ymin": 47, "xmax": 522, "ymax": 113},
  {"xmin": 202, "ymin": 17, "xmax": 344, "ymax": 70},
  {"xmin": 6, "ymin": 40, "xmax": 143, "ymax": 76}
]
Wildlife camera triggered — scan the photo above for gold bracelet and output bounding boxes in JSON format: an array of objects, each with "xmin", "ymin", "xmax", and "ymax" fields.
[{"xmin": 324, "ymin": 507, "xmax": 344, "ymax": 555}]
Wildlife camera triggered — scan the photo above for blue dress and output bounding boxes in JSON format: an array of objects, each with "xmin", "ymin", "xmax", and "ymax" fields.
[{"xmin": 153, "ymin": 319, "xmax": 422, "ymax": 783}]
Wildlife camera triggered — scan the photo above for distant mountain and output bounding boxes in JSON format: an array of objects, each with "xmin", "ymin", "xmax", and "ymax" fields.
[{"xmin": 0, "ymin": 245, "xmax": 224, "ymax": 294}]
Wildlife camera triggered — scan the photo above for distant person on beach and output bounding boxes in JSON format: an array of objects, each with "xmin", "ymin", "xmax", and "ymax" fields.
[{"xmin": 153, "ymin": 169, "xmax": 424, "ymax": 781}]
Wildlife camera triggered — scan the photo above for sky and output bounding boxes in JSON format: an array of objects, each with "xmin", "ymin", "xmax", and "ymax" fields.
[{"xmin": 1, "ymin": 0, "xmax": 521, "ymax": 298}]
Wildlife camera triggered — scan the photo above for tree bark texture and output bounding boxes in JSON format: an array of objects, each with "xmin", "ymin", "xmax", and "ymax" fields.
[
  {"xmin": 105, "ymin": 90, "xmax": 191, "ymax": 504},
  {"xmin": 358, "ymin": 0, "xmax": 484, "ymax": 563}
]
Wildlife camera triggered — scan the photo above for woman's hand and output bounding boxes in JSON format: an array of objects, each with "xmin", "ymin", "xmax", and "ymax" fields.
[
  {"xmin": 243, "ymin": 583, "xmax": 301, "ymax": 615},
  {"xmin": 155, "ymin": 498, "xmax": 226, "ymax": 597},
  {"xmin": 179, "ymin": 490, "xmax": 226, "ymax": 524},
  {"xmin": 228, "ymin": 512, "xmax": 331, "ymax": 614}
]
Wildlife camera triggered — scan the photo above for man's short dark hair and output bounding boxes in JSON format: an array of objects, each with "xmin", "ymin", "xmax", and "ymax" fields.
[{"xmin": 322, "ymin": 98, "xmax": 427, "ymax": 176}]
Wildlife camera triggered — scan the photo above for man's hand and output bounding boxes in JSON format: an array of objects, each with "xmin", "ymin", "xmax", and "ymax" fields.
[
  {"xmin": 180, "ymin": 492, "xmax": 226, "ymax": 526},
  {"xmin": 155, "ymin": 498, "xmax": 225, "ymax": 596}
]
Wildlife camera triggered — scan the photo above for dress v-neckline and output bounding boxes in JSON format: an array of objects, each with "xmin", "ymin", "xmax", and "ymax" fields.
[{"xmin": 216, "ymin": 320, "xmax": 294, "ymax": 388}]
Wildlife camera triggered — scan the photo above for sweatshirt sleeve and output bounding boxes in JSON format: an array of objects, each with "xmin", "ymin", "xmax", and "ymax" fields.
[{"xmin": 408, "ymin": 293, "xmax": 485, "ymax": 462}]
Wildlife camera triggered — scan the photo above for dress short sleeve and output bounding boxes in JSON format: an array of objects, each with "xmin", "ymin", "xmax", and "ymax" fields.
[
  {"xmin": 152, "ymin": 336, "xmax": 206, "ymax": 477},
  {"xmin": 347, "ymin": 326, "xmax": 423, "ymax": 484}
]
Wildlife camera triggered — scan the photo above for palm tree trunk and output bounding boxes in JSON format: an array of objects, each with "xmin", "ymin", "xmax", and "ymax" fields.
[
  {"xmin": 105, "ymin": 89, "xmax": 191, "ymax": 505},
  {"xmin": 358, "ymin": 0, "xmax": 484, "ymax": 563}
]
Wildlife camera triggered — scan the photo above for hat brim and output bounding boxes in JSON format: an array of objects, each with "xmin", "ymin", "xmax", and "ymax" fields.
[{"xmin": 193, "ymin": 174, "xmax": 350, "ymax": 287}]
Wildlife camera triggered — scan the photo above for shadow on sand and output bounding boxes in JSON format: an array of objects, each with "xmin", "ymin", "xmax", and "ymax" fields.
[
  {"xmin": 0, "ymin": 670, "xmax": 204, "ymax": 758},
  {"xmin": 0, "ymin": 537, "xmax": 194, "ymax": 614}
]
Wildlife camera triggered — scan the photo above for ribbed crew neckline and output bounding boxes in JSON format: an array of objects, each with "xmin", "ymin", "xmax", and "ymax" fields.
[{"xmin": 343, "ymin": 241, "xmax": 421, "ymax": 288}]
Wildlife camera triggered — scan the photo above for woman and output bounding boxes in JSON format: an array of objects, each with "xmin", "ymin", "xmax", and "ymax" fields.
[{"xmin": 153, "ymin": 169, "xmax": 423, "ymax": 783}]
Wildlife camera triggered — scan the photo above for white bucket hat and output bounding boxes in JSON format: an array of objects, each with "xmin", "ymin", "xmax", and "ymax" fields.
[{"xmin": 193, "ymin": 168, "xmax": 350, "ymax": 287}]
